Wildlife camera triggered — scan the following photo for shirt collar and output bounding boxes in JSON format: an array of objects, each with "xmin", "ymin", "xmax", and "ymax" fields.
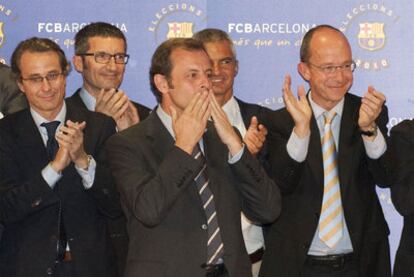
[
  {"xmin": 156, "ymin": 105, "xmax": 175, "ymax": 139},
  {"xmin": 79, "ymin": 87, "xmax": 96, "ymax": 111},
  {"xmin": 308, "ymin": 91, "xmax": 344, "ymax": 121},
  {"xmin": 31, "ymin": 101, "xmax": 66, "ymax": 135}
]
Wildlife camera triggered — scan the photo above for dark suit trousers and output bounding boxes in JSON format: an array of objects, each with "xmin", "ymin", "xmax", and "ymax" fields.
[{"xmin": 300, "ymin": 258, "xmax": 358, "ymax": 277}]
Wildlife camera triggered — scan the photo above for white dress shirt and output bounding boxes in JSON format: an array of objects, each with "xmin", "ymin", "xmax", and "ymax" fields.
[{"xmin": 222, "ymin": 96, "xmax": 265, "ymax": 255}]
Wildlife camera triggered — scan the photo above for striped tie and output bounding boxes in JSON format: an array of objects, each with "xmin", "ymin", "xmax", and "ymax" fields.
[
  {"xmin": 318, "ymin": 111, "xmax": 344, "ymax": 248},
  {"xmin": 192, "ymin": 144, "xmax": 224, "ymax": 265}
]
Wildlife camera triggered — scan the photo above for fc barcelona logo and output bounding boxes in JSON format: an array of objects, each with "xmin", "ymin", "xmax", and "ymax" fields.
[
  {"xmin": 167, "ymin": 22, "xmax": 193, "ymax": 39},
  {"xmin": 0, "ymin": 22, "xmax": 4, "ymax": 48},
  {"xmin": 358, "ymin": 22, "xmax": 385, "ymax": 51}
]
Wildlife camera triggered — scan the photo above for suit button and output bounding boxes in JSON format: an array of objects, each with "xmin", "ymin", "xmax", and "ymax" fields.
[
  {"xmin": 201, "ymin": 224, "xmax": 208, "ymax": 230},
  {"xmin": 46, "ymin": 267, "xmax": 53, "ymax": 275},
  {"xmin": 31, "ymin": 198, "xmax": 42, "ymax": 207},
  {"xmin": 102, "ymin": 188, "xmax": 109, "ymax": 195},
  {"xmin": 50, "ymin": 235, "xmax": 57, "ymax": 242}
]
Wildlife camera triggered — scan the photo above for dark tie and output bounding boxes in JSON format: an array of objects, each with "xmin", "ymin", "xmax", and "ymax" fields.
[
  {"xmin": 40, "ymin": 121, "xmax": 60, "ymax": 161},
  {"xmin": 41, "ymin": 121, "xmax": 67, "ymax": 260},
  {"xmin": 192, "ymin": 144, "xmax": 224, "ymax": 265}
]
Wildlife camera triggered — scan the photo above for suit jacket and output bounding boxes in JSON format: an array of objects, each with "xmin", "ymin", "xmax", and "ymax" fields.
[
  {"xmin": 66, "ymin": 88, "xmax": 151, "ymax": 276},
  {"xmin": 105, "ymin": 111, "xmax": 281, "ymax": 277},
  {"xmin": 0, "ymin": 103, "xmax": 122, "ymax": 277},
  {"xmin": 0, "ymin": 64, "xmax": 28, "ymax": 116},
  {"xmin": 390, "ymin": 119, "xmax": 414, "ymax": 277},
  {"xmin": 260, "ymin": 93, "xmax": 392, "ymax": 277}
]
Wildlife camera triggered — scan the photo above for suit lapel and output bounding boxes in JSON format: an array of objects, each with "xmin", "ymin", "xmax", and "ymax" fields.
[
  {"xmin": 307, "ymin": 115, "xmax": 324, "ymax": 192},
  {"xmin": 15, "ymin": 110, "xmax": 50, "ymax": 171},
  {"xmin": 337, "ymin": 95, "xmax": 360, "ymax": 195},
  {"xmin": 69, "ymin": 88, "xmax": 88, "ymax": 110}
]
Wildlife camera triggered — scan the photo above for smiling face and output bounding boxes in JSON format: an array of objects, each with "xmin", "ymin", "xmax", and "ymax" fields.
[
  {"xmin": 298, "ymin": 28, "xmax": 353, "ymax": 110},
  {"xmin": 17, "ymin": 51, "xmax": 66, "ymax": 120},
  {"xmin": 73, "ymin": 36, "xmax": 126, "ymax": 97},
  {"xmin": 203, "ymin": 40, "xmax": 238, "ymax": 106},
  {"xmin": 157, "ymin": 48, "xmax": 212, "ymax": 113}
]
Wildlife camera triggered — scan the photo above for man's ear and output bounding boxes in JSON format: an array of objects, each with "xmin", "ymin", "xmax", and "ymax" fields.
[
  {"xmin": 72, "ymin": 55, "xmax": 84, "ymax": 73},
  {"xmin": 234, "ymin": 59, "xmax": 239, "ymax": 77},
  {"xmin": 17, "ymin": 79, "xmax": 26, "ymax": 94},
  {"xmin": 298, "ymin": 62, "xmax": 311, "ymax": 81},
  {"xmin": 154, "ymin": 74, "xmax": 170, "ymax": 95}
]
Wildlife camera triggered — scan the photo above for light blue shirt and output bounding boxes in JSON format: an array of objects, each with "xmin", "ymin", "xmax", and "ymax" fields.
[
  {"xmin": 155, "ymin": 105, "xmax": 244, "ymax": 163},
  {"xmin": 32, "ymin": 101, "xmax": 97, "ymax": 189},
  {"xmin": 286, "ymin": 92, "xmax": 387, "ymax": 255},
  {"xmin": 79, "ymin": 87, "xmax": 97, "ymax": 111}
]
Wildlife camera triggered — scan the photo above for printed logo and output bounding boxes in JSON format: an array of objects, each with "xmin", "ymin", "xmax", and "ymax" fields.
[
  {"xmin": 357, "ymin": 22, "xmax": 385, "ymax": 51},
  {"xmin": 167, "ymin": 22, "xmax": 193, "ymax": 39},
  {"xmin": 148, "ymin": 3, "xmax": 206, "ymax": 44}
]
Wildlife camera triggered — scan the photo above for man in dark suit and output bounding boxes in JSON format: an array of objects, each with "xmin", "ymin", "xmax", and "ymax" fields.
[
  {"xmin": 0, "ymin": 63, "xmax": 27, "ymax": 118},
  {"xmin": 105, "ymin": 38, "xmax": 281, "ymax": 277},
  {"xmin": 68, "ymin": 22, "xmax": 150, "ymax": 130},
  {"xmin": 193, "ymin": 28, "xmax": 270, "ymax": 277},
  {"xmin": 390, "ymin": 119, "xmax": 414, "ymax": 277},
  {"xmin": 260, "ymin": 25, "xmax": 392, "ymax": 277},
  {"xmin": 67, "ymin": 22, "xmax": 151, "ymax": 276},
  {"xmin": 0, "ymin": 37, "xmax": 121, "ymax": 277}
]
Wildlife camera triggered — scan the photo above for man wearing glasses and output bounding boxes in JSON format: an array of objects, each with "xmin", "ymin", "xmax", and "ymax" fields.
[
  {"xmin": 68, "ymin": 22, "xmax": 151, "ymax": 276},
  {"xmin": 0, "ymin": 37, "xmax": 120, "ymax": 277},
  {"xmin": 260, "ymin": 25, "xmax": 392, "ymax": 277},
  {"xmin": 68, "ymin": 22, "xmax": 150, "ymax": 131}
]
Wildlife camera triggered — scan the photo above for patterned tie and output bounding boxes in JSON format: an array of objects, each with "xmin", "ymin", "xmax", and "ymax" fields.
[
  {"xmin": 40, "ymin": 121, "xmax": 60, "ymax": 160},
  {"xmin": 318, "ymin": 112, "xmax": 344, "ymax": 248},
  {"xmin": 192, "ymin": 144, "xmax": 224, "ymax": 265},
  {"xmin": 41, "ymin": 121, "xmax": 67, "ymax": 260}
]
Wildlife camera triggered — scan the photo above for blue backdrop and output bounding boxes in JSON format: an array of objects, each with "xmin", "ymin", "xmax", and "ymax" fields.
[{"xmin": 1, "ymin": 0, "xmax": 411, "ymax": 265}]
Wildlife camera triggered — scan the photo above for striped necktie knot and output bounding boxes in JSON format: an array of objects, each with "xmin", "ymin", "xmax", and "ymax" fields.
[{"xmin": 323, "ymin": 111, "xmax": 336, "ymax": 125}]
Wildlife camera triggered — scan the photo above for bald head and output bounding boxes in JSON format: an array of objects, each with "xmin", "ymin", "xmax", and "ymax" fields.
[{"xmin": 300, "ymin": 25, "xmax": 351, "ymax": 63}]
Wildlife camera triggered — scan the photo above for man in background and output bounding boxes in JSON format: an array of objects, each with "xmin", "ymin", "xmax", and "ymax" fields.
[
  {"xmin": 67, "ymin": 22, "xmax": 151, "ymax": 276},
  {"xmin": 194, "ymin": 28, "xmax": 270, "ymax": 277},
  {"xmin": 0, "ymin": 63, "xmax": 27, "ymax": 118}
]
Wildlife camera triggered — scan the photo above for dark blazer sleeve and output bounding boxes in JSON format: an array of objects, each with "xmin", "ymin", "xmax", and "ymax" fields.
[
  {"xmin": 0, "ymin": 123, "xmax": 59, "ymax": 224},
  {"xmin": 365, "ymin": 105, "xmax": 393, "ymax": 188},
  {"xmin": 105, "ymin": 129, "xmax": 204, "ymax": 227},
  {"xmin": 264, "ymin": 108, "xmax": 306, "ymax": 194},
  {"xmin": 82, "ymin": 113, "xmax": 124, "ymax": 218},
  {"xmin": 229, "ymin": 148, "xmax": 281, "ymax": 224},
  {"xmin": 390, "ymin": 119, "xmax": 414, "ymax": 216}
]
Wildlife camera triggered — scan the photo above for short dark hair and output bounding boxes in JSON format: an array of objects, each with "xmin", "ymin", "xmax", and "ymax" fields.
[
  {"xmin": 300, "ymin": 24, "xmax": 343, "ymax": 62},
  {"xmin": 11, "ymin": 37, "xmax": 70, "ymax": 80},
  {"xmin": 193, "ymin": 28, "xmax": 237, "ymax": 58},
  {"xmin": 149, "ymin": 38, "xmax": 206, "ymax": 103},
  {"xmin": 74, "ymin": 22, "xmax": 127, "ymax": 54}
]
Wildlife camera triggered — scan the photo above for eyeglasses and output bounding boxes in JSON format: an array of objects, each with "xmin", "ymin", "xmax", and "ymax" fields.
[
  {"xmin": 307, "ymin": 61, "xmax": 356, "ymax": 75},
  {"xmin": 21, "ymin": 72, "xmax": 64, "ymax": 86},
  {"xmin": 78, "ymin": 52, "xmax": 129, "ymax": 64}
]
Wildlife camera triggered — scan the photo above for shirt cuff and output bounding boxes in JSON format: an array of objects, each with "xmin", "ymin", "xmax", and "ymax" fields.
[
  {"xmin": 286, "ymin": 130, "xmax": 310, "ymax": 162},
  {"xmin": 228, "ymin": 144, "xmax": 245, "ymax": 164},
  {"xmin": 42, "ymin": 164, "xmax": 62, "ymax": 188},
  {"xmin": 363, "ymin": 128, "xmax": 387, "ymax": 159},
  {"xmin": 75, "ymin": 156, "xmax": 96, "ymax": 189}
]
